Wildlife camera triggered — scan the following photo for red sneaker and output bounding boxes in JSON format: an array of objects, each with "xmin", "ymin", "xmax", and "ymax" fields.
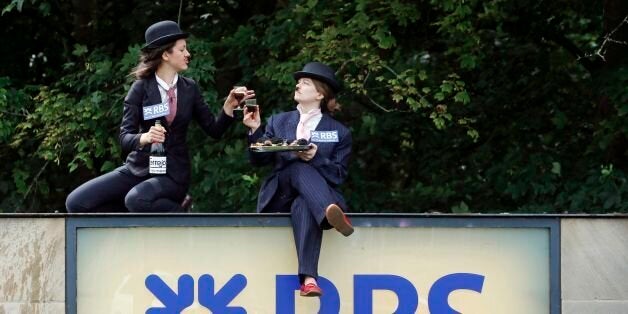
[
  {"xmin": 325, "ymin": 204, "xmax": 354, "ymax": 236},
  {"xmin": 300, "ymin": 283, "xmax": 323, "ymax": 297}
]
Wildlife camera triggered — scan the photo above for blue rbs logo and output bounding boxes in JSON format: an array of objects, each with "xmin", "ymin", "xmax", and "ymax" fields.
[{"xmin": 145, "ymin": 273, "xmax": 485, "ymax": 313}]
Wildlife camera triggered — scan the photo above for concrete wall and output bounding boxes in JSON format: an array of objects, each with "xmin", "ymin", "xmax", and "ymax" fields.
[
  {"xmin": 0, "ymin": 216, "xmax": 627, "ymax": 313},
  {"xmin": 561, "ymin": 218, "xmax": 628, "ymax": 314},
  {"xmin": 0, "ymin": 218, "xmax": 65, "ymax": 314}
]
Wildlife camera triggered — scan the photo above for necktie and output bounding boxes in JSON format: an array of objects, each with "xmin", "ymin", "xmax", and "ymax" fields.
[
  {"xmin": 166, "ymin": 86, "xmax": 177, "ymax": 125},
  {"xmin": 296, "ymin": 110, "xmax": 321, "ymax": 140}
]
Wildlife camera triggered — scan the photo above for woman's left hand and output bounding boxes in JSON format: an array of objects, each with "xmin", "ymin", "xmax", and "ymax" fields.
[
  {"xmin": 243, "ymin": 105, "xmax": 261, "ymax": 133},
  {"xmin": 223, "ymin": 87, "xmax": 255, "ymax": 117},
  {"xmin": 296, "ymin": 143, "xmax": 317, "ymax": 161}
]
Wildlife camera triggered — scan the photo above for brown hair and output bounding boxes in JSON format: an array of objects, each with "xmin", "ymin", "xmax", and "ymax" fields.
[
  {"xmin": 130, "ymin": 42, "xmax": 177, "ymax": 79},
  {"xmin": 311, "ymin": 79, "xmax": 340, "ymax": 113}
]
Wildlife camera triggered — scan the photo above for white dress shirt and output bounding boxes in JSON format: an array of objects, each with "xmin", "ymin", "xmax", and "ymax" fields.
[{"xmin": 155, "ymin": 73, "xmax": 178, "ymax": 103}]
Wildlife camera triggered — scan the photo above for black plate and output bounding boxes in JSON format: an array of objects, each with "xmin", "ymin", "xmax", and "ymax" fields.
[{"xmin": 249, "ymin": 145, "xmax": 311, "ymax": 152}]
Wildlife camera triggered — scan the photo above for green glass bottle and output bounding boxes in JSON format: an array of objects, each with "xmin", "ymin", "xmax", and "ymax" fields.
[{"xmin": 149, "ymin": 120, "xmax": 166, "ymax": 175}]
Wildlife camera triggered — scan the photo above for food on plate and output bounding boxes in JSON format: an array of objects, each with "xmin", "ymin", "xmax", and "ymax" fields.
[{"xmin": 250, "ymin": 137, "xmax": 310, "ymax": 149}]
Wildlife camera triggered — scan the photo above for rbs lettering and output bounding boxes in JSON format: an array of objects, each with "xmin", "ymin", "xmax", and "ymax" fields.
[
  {"xmin": 145, "ymin": 273, "xmax": 484, "ymax": 313},
  {"xmin": 310, "ymin": 131, "xmax": 339, "ymax": 143},
  {"xmin": 143, "ymin": 103, "xmax": 170, "ymax": 120}
]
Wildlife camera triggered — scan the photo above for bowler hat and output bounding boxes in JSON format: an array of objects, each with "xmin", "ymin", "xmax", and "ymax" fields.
[
  {"xmin": 293, "ymin": 62, "xmax": 341, "ymax": 93},
  {"xmin": 143, "ymin": 20, "xmax": 189, "ymax": 51}
]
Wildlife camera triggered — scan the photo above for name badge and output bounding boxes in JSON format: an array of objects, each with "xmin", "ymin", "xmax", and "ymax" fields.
[
  {"xmin": 143, "ymin": 102, "xmax": 170, "ymax": 120},
  {"xmin": 310, "ymin": 131, "xmax": 339, "ymax": 143}
]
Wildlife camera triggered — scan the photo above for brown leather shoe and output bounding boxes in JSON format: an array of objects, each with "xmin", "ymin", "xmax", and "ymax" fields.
[
  {"xmin": 325, "ymin": 204, "xmax": 354, "ymax": 236},
  {"xmin": 181, "ymin": 194, "xmax": 193, "ymax": 212}
]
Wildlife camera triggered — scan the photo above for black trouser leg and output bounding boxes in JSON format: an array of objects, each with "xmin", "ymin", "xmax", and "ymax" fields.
[
  {"xmin": 66, "ymin": 167, "xmax": 142, "ymax": 213},
  {"xmin": 124, "ymin": 176, "xmax": 187, "ymax": 212},
  {"xmin": 66, "ymin": 166, "xmax": 187, "ymax": 213}
]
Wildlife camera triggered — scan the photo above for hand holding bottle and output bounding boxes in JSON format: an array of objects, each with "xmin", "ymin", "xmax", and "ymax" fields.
[
  {"xmin": 148, "ymin": 121, "xmax": 167, "ymax": 175},
  {"xmin": 140, "ymin": 123, "xmax": 167, "ymax": 146}
]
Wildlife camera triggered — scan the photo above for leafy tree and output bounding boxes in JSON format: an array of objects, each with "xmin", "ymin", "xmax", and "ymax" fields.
[{"xmin": 1, "ymin": 0, "xmax": 626, "ymax": 213}]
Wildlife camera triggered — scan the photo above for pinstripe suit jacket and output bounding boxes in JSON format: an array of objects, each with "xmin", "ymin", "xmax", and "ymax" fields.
[
  {"xmin": 249, "ymin": 110, "xmax": 352, "ymax": 213},
  {"xmin": 119, "ymin": 75, "xmax": 234, "ymax": 185}
]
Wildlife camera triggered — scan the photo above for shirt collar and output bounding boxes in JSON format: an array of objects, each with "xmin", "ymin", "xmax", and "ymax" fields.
[
  {"xmin": 155, "ymin": 73, "xmax": 178, "ymax": 91},
  {"xmin": 297, "ymin": 104, "xmax": 321, "ymax": 115}
]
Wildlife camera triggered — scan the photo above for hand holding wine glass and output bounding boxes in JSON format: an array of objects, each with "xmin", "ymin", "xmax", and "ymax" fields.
[
  {"xmin": 224, "ymin": 85, "xmax": 255, "ymax": 115},
  {"xmin": 231, "ymin": 86, "xmax": 255, "ymax": 110},
  {"xmin": 243, "ymin": 98, "xmax": 261, "ymax": 133}
]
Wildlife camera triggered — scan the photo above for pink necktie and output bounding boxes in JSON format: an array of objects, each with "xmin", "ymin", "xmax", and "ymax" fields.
[
  {"xmin": 166, "ymin": 86, "xmax": 177, "ymax": 125},
  {"xmin": 296, "ymin": 111, "xmax": 319, "ymax": 140}
]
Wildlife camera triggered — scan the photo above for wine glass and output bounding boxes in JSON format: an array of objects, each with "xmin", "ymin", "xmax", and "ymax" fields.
[
  {"xmin": 233, "ymin": 86, "xmax": 247, "ymax": 110},
  {"xmin": 244, "ymin": 98, "xmax": 258, "ymax": 113}
]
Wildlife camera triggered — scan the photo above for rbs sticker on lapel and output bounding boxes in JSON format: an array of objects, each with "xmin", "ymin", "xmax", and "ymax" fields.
[
  {"xmin": 143, "ymin": 102, "xmax": 170, "ymax": 120},
  {"xmin": 311, "ymin": 131, "xmax": 339, "ymax": 143}
]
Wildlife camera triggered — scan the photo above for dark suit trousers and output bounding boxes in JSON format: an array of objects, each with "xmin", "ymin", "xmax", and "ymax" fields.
[
  {"xmin": 66, "ymin": 166, "xmax": 186, "ymax": 213},
  {"xmin": 265, "ymin": 161, "xmax": 337, "ymax": 282}
]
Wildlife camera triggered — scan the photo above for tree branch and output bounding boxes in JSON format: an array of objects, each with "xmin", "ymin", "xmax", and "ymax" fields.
[
  {"xmin": 594, "ymin": 15, "xmax": 628, "ymax": 61},
  {"xmin": 366, "ymin": 94, "xmax": 393, "ymax": 113},
  {"xmin": 545, "ymin": 30, "xmax": 599, "ymax": 73},
  {"xmin": 18, "ymin": 160, "xmax": 49, "ymax": 213},
  {"xmin": 0, "ymin": 110, "xmax": 28, "ymax": 117}
]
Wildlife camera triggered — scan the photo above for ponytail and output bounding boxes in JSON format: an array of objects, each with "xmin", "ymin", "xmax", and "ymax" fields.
[{"xmin": 312, "ymin": 79, "xmax": 341, "ymax": 113}]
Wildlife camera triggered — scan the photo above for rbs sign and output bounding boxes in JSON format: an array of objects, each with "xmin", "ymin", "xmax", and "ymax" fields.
[{"xmin": 145, "ymin": 273, "xmax": 485, "ymax": 313}]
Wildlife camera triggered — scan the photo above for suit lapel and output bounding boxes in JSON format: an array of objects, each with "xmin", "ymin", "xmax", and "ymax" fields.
[
  {"xmin": 285, "ymin": 110, "xmax": 299, "ymax": 138},
  {"xmin": 141, "ymin": 76, "xmax": 168, "ymax": 127},
  {"xmin": 312, "ymin": 114, "xmax": 337, "ymax": 156},
  {"xmin": 315, "ymin": 113, "xmax": 331, "ymax": 131},
  {"xmin": 171, "ymin": 77, "xmax": 191, "ymax": 127},
  {"xmin": 145, "ymin": 75, "xmax": 162, "ymax": 106}
]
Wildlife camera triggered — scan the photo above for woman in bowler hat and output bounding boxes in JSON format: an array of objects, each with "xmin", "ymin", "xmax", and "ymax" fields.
[
  {"xmin": 243, "ymin": 62, "xmax": 354, "ymax": 297},
  {"xmin": 66, "ymin": 20, "xmax": 254, "ymax": 213}
]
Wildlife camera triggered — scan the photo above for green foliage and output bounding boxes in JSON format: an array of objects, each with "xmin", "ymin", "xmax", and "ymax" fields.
[{"xmin": 1, "ymin": 0, "xmax": 627, "ymax": 213}]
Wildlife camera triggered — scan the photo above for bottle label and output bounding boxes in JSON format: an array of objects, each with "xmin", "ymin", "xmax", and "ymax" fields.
[{"xmin": 149, "ymin": 156, "xmax": 167, "ymax": 174}]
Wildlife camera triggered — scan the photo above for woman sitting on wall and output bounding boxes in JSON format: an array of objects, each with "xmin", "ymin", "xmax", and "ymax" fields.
[
  {"xmin": 242, "ymin": 62, "xmax": 354, "ymax": 297},
  {"xmin": 66, "ymin": 20, "xmax": 253, "ymax": 213}
]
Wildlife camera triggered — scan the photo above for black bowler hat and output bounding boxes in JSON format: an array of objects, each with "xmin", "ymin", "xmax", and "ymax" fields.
[
  {"xmin": 142, "ymin": 20, "xmax": 189, "ymax": 51},
  {"xmin": 293, "ymin": 62, "xmax": 341, "ymax": 93}
]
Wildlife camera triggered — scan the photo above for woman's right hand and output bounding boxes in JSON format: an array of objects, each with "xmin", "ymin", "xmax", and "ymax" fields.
[
  {"xmin": 139, "ymin": 124, "xmax": 166, "ymax": 146},
  {"xmin": 243, "ymin": 105, "xmax": 261, "ymax": 134},
  {"xmin": 224, "ymin": 87, "xmax": 255, "ymax": 117}
]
